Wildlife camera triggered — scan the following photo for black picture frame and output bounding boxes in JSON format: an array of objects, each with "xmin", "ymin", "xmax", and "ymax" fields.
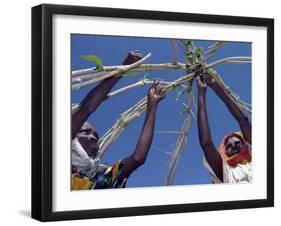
[{"xmin": 32, "ymin": 3, "xmax": 274, "ymax": 222}]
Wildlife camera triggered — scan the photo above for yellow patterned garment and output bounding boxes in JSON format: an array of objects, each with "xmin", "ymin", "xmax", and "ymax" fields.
[
  {"xmin": 72, "ymin": 176, "xmax": 94, "ymax": 190},
  {"xmin": 72, "ymin": 159, "xmax": 127, "ymax": 190}
]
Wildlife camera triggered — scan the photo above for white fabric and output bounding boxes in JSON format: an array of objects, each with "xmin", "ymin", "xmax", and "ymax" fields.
[
  {"xmin": 202, "ymin": 148, "xmax": 252, "ymax": 184},
  {"xmin": 221, "ymin": 161, "xmax": 252, "ymax": 183},
  {"xmin": 72, "ymin": 138, "xmax": 107, "ymax": 180}
]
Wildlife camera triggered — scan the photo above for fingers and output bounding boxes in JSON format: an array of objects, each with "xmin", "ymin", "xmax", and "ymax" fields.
[
  {"xmin": 149, "ymin": 80, "xmax": 158, "ymax": 92},
  {"xmin": 157, "ymin": 84, "xmax": 166, "ymax": 97},
  {"xmin": 148, "ymin": 80, "xmax": 166, "ymax": 99},
  {"xmin": 158, "ymin": 89, "xmax": 166, "ymax": 99},
  {"xmin": 129, "ymin": 50, "xmax": 142, "ymax": 58},
  {"xmin": 128, "ymin": 50, "xmax": 142, "ymax": 62},
  {"xmin": 122, "ymin": 50, "xmax": 143, "ymax": 65},
  {"xmin": 202, "ymin": 73, "xmax": 216, "ymax": 85},
  {"xmin": 196, "ymin": 75, "xmax": 207, "ymax": 88},
  {"xmin": 202, "ymin": 77, "xmax": 207, "ymax": 87},
  {"xmin": 153, "ymin": 80, "xmax": 160, "ymax": 87},
  {"xmin": 153, "ymin": 80, "xmax": 165, "ymax": 94},
  {"xmin": 196, "ymin": 76, "xmax": 203, "ymax": 87},
  {"xmin": 154, "ymin": 80, "xmax": 161, "ymax": 95}
]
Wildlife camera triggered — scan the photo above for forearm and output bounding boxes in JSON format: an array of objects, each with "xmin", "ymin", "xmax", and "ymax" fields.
[
  {"xmin": 72, "ymin": 51, "xmax": 142, "ymax": 139},
  {"xmin": 210, "ymin": 82, "xmax": 251, "ymax": 143},
  {"xmin": 132, "ymin": 102, "xmax": 157, "ymax": 163},
  {"xmin": 119, "ymin": 103, "xmax": 157, "ymax": 179},
  {"xmin": 78, "ymin": 54, "xmax": 137, "ymax": 115},
  {"xmin": 120, "ymin": 81, "xmax": 165, "ymax": 179},
  {"xmin": 71, "ymin": 76, "xmax": 121, "ymax": 139},
  {"xmin": 79, "ymin": 76, "xmax": 121, "ymax": 114},
  {"xmin": 197, "ymin": 92, "xmax": 214, "ymax": 147},
  {"xmin": 210, "ymin": 82, "xmax": 248, "ymax": 124},
  {"xmin": 197, "ymin": 91, "xmax": 223, "ymax": 181}
]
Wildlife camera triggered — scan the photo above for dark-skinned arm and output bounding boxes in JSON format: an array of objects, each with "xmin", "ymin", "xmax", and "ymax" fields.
[
  {"xmin": 72, "ymin": 51, "xmax": 142, "ymax": 139},
  {"xmin": 120, "ymin": 82, "xmax": 166, "ymax": 179},
  {"xmin": 197, "ymin": 76, "xmax": 223, "ymax": 182},
  {"xmin": 207, "ymin": 77, "xmax": 251, "ymax": 144}
]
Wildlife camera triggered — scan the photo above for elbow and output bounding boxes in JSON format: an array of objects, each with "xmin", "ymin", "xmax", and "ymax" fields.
[
  {"xmin": 78, "ymin": 102, "xmax": 93, "ymax": 116},
  {"xmin": 131, "ymin": 154, "xmax": 146, "ymax": 168},
  {"xmin": 80, "ymin": 100, "xmax": 103, "ymax": 115}
]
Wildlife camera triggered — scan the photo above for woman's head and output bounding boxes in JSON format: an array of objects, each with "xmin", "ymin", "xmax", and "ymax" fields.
[
  {"xmin": 225, "ymin": 135, "xmax": 244, "ymax": 157},
  {"xmin": 76, "ymin": 121, "xmax": 99, "ymax": 158}
]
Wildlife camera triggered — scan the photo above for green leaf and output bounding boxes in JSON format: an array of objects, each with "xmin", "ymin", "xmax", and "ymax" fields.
[
  {"xmin": 183, "ymin": 103, "xmax": 190, "ymax": 114},
  {"xmin": 80, "ymin": 55, "xmax": 104, "ymax": 71}
]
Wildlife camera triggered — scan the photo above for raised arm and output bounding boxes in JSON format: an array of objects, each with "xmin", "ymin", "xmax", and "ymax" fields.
[
  {"xmin": 72, "ymin": 51, "xmax": 142, "ymax": 139},
  {"xmin": 120, "ymin": 82, "xmax": 166, "ymax": 179},
  {"xmin": 197, "ymin": 76, "xmax": 223, "ymax": 181},
  {"xmin": 206, "ymin": 75, "xmax": 251, "ymax": 144}
]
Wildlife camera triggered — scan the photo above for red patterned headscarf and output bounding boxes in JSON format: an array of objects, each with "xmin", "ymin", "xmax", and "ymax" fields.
[{"xmin": 219, "ymin": 132, "xmax": 251, "ymax": 167}]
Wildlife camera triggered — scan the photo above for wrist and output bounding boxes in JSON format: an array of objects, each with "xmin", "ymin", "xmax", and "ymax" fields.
[
  {"xmin": 208, "ymin": 79, "xmax": 220, "ymax": 89},
  {"xmin": 210, "ymin": 83, "xmax": 225, "ymax": 97},
  {"xmin": 198, "ymin": 89, "xmax": 206, "ymax": 96},
  {"xmin": 147, "ymin": 100, "xmax": 158, "ymax": 109}
]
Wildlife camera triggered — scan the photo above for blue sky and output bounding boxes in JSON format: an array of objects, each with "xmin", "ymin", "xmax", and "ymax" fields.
[{"xmin": 71, "ymin": 34, "xmax": 251, "ymax": 188}]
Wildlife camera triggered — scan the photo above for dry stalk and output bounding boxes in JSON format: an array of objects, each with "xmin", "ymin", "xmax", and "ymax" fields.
[
  {"xmin": 72, "ymin": 63, "xmax": 186, "ymax": 82},
  {"xmin": 171, "ymin": 40, "xmax": 179, "ymax": 65},
  {"xmin": 206, "ymin": 57, "xmax": 251, "ymax": 69},
  {"xmin": 166, "ymin": 91, "xmax": 193, "ymax": 185},
  {"xmin": 108, "ymin": 79, "xmax": 171, "ymax": 97},
  {"xmin": 72, "ymin": 41, "xmax": 251, "ymax": 165},
  {"xmin": 72, "ymin": 53, "xmax": 152, "ymax": 90},
  {"xmin": 206, "ymin": 69, "xmax": 252, "ymax": 113},
  {"xmin": 72, "ymin": 78, "xmax": 189, "ymax": 112},
  {"xmin": 96, "ymin": 73, "xmax": 195, "ymax": 158},
  {"xmin": 166, "ymin": 114, "xmax": 191, "ymax": 185},
  {"xmin": 204, "ymin": 41, "xmax": 225, "ymax": 60}
]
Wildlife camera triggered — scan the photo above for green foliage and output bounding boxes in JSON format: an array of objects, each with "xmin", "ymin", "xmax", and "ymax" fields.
[
  {"xmin": 80, "ymin": 55, "xmax": 104, "ymax": 71},
  {"xmin": 182, "ymin": 40, "xmax": 205, "ymax": 74},
  {"xmin": 178, "ymin": 103, "xmax": 190, "ymax": 116},
  {"xmin": 183, "ymin": 103, "xmax": 190, "ymax": 114}
]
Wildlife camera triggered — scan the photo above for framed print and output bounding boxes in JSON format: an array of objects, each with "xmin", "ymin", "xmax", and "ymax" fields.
[{"xmin": 31, "ymin": 4, "xmax": 274, "ymax": 221}]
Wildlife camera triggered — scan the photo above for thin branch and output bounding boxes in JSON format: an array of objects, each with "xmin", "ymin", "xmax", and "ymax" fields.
[
  {"xmin": 105, "ymin": 79, "xmax": 170, "ymax": 97},
  {"xmin": 96, "ymin": 73, "xmax": 195, "ymax": 158},
  {"xmin": 204, "ymin": 41, "xmax": 225, "ymax": 60},
  {"xmin": 72, "ymin": 63, "xmax": 186, "ymax": 87},
  {"xmin": 171, "ymin": 40, "xmax": 179, "ymax": 65},
  {"xmin": 166, "ymin": 110, "xmax": 191, "ymax": 185},
  {"xmin": 189, "ymin": 109, "xmax": 197, "ymax": 121},
  {"xmin": 176, "ymin": 40, "xmax": 187, "ymax": 56},
  {"xmin": 72, "ymin": 53, "xmax": 152, "ymax": 90},
  {"xmin": 206, "ymin": 69, "xmax": 252, "ymax": 113},
  {"xmin": 97, "ymin": 97, "xmax": 147, "ymax": 158},
  {"xmin": 206, "ymin": 57, "xmax": 251, "ymax": 69},
  {"xmin": 164, "ymin": 73, "xmax": 195, "ymax": 91},
  {"xmin": 72, "ymin": 62, "xmax": 186, "ymax": 80},
  {"xmin": 166, "ymin": 88, "xmax": 195, "ymax": 185},
  {"xmin": 154, "ymin": 130, "xmax": 182, "ymax": 135},
  {"xmin": 72, "ymin": 79, "xmax": 185, "ymax": 111},
  {"xmin": 190, "ymin": 90, "xmax": 198, "ymax": 114},
  {"xmin": 151, "ymin": 145, "xmax": 173, "ymax": 156}
]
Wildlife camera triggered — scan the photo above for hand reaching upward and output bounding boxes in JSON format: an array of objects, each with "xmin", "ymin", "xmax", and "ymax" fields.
[{"xmin": 147, "ymin": 81, "xmax": 166, "ymax": 106}]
